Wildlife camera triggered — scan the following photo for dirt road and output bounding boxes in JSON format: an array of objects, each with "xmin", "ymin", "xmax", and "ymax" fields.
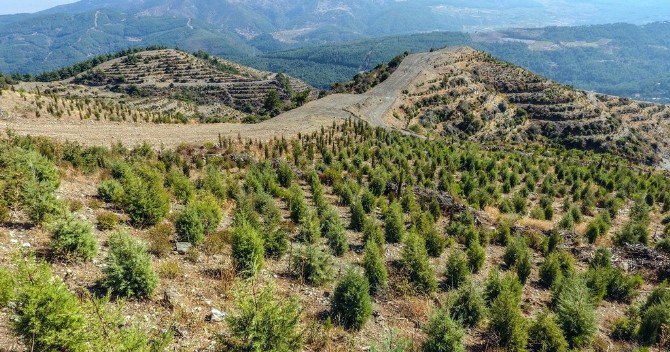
[{"xmin": 0, "ymin": 48, "xmax": 449, "ymax": 147}]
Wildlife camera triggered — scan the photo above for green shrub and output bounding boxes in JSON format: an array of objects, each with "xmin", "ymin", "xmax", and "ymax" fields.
[
  {"xmin": 489, "ymin": 288, "xmax": 528, "ymax": 352},
  {"xmin": 224, "ymin": 284, "xmax": 303, "ymax": 351},
  {"xmin": 539, "ymin": 251, "xmax": 575, "ymax": 288},
  {"xmin": 191, "ymin": 193, "xmax": 222, "ymax": 234},
  {"xmin": 175, "ymin": 206, "xmax": 205, "ymax": 245},
  {"xmin": 331, "ymin": 270, "xmax": 372, "ymax": 331},
  {"xmin": 146, "ymin": 222, "xmax": 174, "ymax": 258},
  {"xmin": 263, "ymin": 228, "xmax": 289, "ymax": 259},
  {"xmin": 12, "ymin": 259, "xmax": 87, "ymax": 351},
  {"xmin": 98, "ymin": 180, "xmax": 124, "ymax": 204},
  {"xmin": 554, "ymin": 277, "xmax": 597, "ymax": 348},
  {"xmin": 103, "ymin": 231, "xmax": 158, "ymax": 298},
  {"xmin": 276, "ymin": 161, "xmax": 295, "ymax": 188},
  {"xmin": 484, "ymin": 270, "xmax": 522, "ymax": 306},
  {"xmin": 291, "ymin": 246, "xmax": 333, "ymax": 286},
  {"xmin": 449, "ymin": 284, "xmax": 486, "ymax": 328},
  {"xmin": 231, "ymin": 221, "xmax": 264, "ymax": 278},
  {"xmin": 638, "ymin": 303, "xmax": 670, "ymax": 346},
  {"xmin": 610, "ymin": 316, "xmax": 638, "ymax": 342},
  {"xmin": 321, "ymin": 209, "xmax": 347, "ymax": 256},
  {"xmin": 350, "ymin": 200, "xmax": 366, "ymax": 231},
  {"xmin": 516, "ymin": 250, "xmax": 532, "ymax": 285},
  {"xmin": 51, "ymin": 217, "xmax": 98, "ymax": 262},
  {"xmin": 503, "ymin": 236, "xmax": 529, "ymax": 269},
  {"xmin": 122, "ymin": 172, "xmax": 170, "ymax": 227},
  {"xmin": 363, "ymin": 218, "xmax": 385, "ymax": 247},
  {"xmin": 528, "ymin": 313, "xmax": 568, "ymax": 352},
  {"xmin": 421, "ymin": 214, "xmax": 445, "ymax": 257},
  {"xmin": 422, "ymin": 309, "xmax": 465, "ymax": 352},
  {"xmin": 288, "ymin": 185, "xmax": 308, "ymax": 224},
  {"xmin": 591, "ymin": 247, "xmax": 612, "ymax": 269},
  {"xmin": 165, "ymin": 170, "xmax": 194, "ymax": 203},
  {"xmin": 400, "ymin": 232, "xmax": 437, "ymax": 294},
  {"xmin": 361, "ymin": 189, "xmax": 376, "ymax": 213},
  {"xmin": 615, "ymin": 220, "xmax": 650, "ymax": 246},
  {"xmin": 606, "ymin": 269, "xmax": 643, "ymax": 303},
  {"xmin": 96, "ymin": 211, "xmax": 119, "ymax": 230},
  {"xmin": 0, "ymin": 268, "xmax": 14, "ymax": 307},
  {"xmin": 444, "ymin": 250, "xmax": 470, "ymax": 290},
  {"xmin": 384, "ymin": 201, "xmax": 405, "ymax": 243},
  {"xmin": 364, "ymin": 240, "xmax": 388, "ymax": 295},
  {"xmin": 585, "ymin": 212, "xmax": 611, "ymax": 244},
  {"xmin": 466, "ymin": 241, "xmax": 485, "ymax": 274},
  {"xmin": 297, "ymin": 212, "xmax": 321, "ymax": 244}
]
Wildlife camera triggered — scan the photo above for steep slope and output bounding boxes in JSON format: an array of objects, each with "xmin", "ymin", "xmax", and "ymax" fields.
[{"xmin": 385, "ymin": 48, "xmax": 670, "ymax": 165}]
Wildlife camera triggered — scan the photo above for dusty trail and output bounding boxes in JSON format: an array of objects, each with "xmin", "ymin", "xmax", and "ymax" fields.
[{"xmin": 0, "ymin": 48, "xmax": 452, "ymax": 147}]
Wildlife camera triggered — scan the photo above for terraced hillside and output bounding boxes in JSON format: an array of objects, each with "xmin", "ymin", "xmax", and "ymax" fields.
[
  {"xmin": 3, "ymin": 47, "xmax": 670, "ymax": 168},
  {"xmin": 377, "ymin": 48, "xmax": 670, "ymax": 166},
  {"xmin": 19, "ymin": 49, "xmax": 315, "ymax": 123}
]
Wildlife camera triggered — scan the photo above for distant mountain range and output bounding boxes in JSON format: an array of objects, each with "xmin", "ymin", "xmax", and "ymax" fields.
[{"xmin": 1, "ymin": 0, "xmax": 670, "ymax": 74}]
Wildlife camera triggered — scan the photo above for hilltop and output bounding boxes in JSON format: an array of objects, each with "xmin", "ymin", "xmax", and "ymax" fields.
[
  {"xmin": 2, "ymin": 47, "xmax": 670, "ymax": 168},
  {"xmin": 14, "ymin": 49, "xmax": 315, "ymax": 123}
]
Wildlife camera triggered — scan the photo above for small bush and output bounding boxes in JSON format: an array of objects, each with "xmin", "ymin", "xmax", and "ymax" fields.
[
  {"xmin": 555, "ymin": 277, "xmax": 597, "ymax": 348},
  {"xmin": 364, "ymin": 240, "xmax": 388, "ymax": 295},
  {"xmin": 263, "ymin": 228, "xmax": 289, "ymax": 258},
  {"xmin": 51, "ymin": 217, "xmax": 98, "ymax": 262},
  {"xmin": 400, "ymin": 232, "xmax": 437, "ymax": 294},
  {"xmin": 503, "ymin": 236, "xmax": 529, "ymax": 268},
  {"xmin": 146, "ymin": 222, "xmax": 173, "ymax": 257},
  {"xmin": 528, "ymin": 313, "xmax": 568, "ymax": 352},
  {"xmin": 361, "ymin": 189, "xmax": 376, "ymax": 213},
  {"xmin": 362, "ymin": 218, "xmax": 385, "ymax": 247},
  {"xmin": 331, "ymin": 270, "xmax": 372, "ymax": 331},
  {"xmin": 12, "ymin": 259, "xmax": 87, "ymax": 351},
  {"xmin": 98, "ymin": 179, "xmax": 124, "ymax": 203},
  {"xmin": 231, "ymin": 222, "xmax": 264, "ymax": 278},
  {"xmin": 421, "ymin": 214, "xmax": 446, "ymax": 257},
  {"xmin": 291, "ymin": 246, "xmax": 333, "ymax": 286},
  {"xmin": 288, "ymin": 185, "xmax": 308, "ymax": 224},
  {"xmin": 484, "ymin": 270, "xmax": 522, "ymax": 306},
  {"xmin": 0, "ymin": 268, "xmax": 14, "ymax": 307},
  {"xmin": 449, "ymin": 284, "xmax": 486, "ymax": 328},
  {"xmin": 384, "ymin": 201, "xmax": 405, "ymax": 243},
  {"xmin": 489, "ymin": 288, "xmax": 528, "ymax": 352},
  {"xmin": 103, "ymin": 231, "xmax": 158, "ymax": 298},
  {"xmin": 422, "ymin": 308, "xmax": 465, "ymax": 352},
  {"xmin": 122, "ymin": 173, "xmax": 170, "ymax": 227},
  {"xmin": 224, "ymin": 284, "xmax": 303, "ymax": 351},
  {"xmin": 276, "ymin": 161, "xmax": 295, "ymax": 188},
  {"xmin": 350, "ymin": 200, "xmax": 366, "ymax": 231},
  {"xmin": 614, "ymin": 220, "xmax": 649, "ymax": 246},
  {"xmin": 297, "ymin": 212, "xmax": 321, "ymax": 244},
  {"xmin": 516, "ymin": 250, "xmax": 532, "ymax": 285},
  {"xmin": 539, "ymin": 251, "xmax": 575, "ymax": 288},
  {"xmin": 96, "ymin": 211, "xmax": 119, "ymax": 230},
  {"xmin": 321, "ymin": 209, "xmax": 347, "ymax": 256},
  {"xmin": 444, "ymin": 250, "xmax": 470, "ymax": 290},
  {"xmin": 175, "ymin": 206, "xmax": 205, "ymax": 245},
  {"xmin": 166, "ymin": 170, "xmax": 195, "ymax": 203},
  {"xmin": 466, "ymin": 241, "xmax": 485, "ymax": 274}
]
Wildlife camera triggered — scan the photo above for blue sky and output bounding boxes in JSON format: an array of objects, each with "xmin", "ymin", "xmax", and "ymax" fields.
[{"xmin": 0, "ymin": 0, "xmax": 76, "ymax": 15}]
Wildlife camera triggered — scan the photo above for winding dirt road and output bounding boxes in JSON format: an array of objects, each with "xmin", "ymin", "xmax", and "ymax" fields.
[{"xmin": 0, "ymin": 48, "xmax": 446, "ymax": 147}]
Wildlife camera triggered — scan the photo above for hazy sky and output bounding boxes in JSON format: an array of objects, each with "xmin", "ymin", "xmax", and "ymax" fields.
[{"xmin": 0, "ymin": 0, "xmax": 77, "ymax": 15}]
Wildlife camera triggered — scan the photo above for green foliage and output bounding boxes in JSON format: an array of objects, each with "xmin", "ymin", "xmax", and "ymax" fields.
[
  {"xmin": 350, "ymin": 200, "xmax": 366, "ymax": 231},
  {"xmin": 449, "ymin": 284, "xmax": 486, "ymax": 328},
  {"xmin": 489, "ymin": 288, "xmax": 528, "ymax": 352},
  {"xmin": 291, "ymin": 246, "xmax": 333, "ymax": 286},
  {"xmin": 108, "ymin": 165, "xmax": 170, "ymax": 227},
  {"xmin": 98, "ymin": 179, "xmax": 125, "ymax": 203},
  {"xmin": 263, "ymin": 228, "xmax": 289, "ymax": 259},
  {"xmin": 422, "ymin": 308, "xmax": 465, "ymax": 352},
  {"xmin": 504, "ymin": 236, "xmax": 532, "ymax": 284},
  {"xmin": 276, "ymin": 161, "xmax": 295, "ymax": 188},
  {"xmin": 165, "ymin": 170, "xmax": 195, "ymax": 203},
  {"xmin": 321, "ymin": 209, "xmax": 347, "ymax": 256},
  {"xmin": 0, "ymin": 268, "xmax": 14, "ymax": 307},
  {"xmin": 444, "ymin": 250, "xmax": 470, "ymax": 290},
  {"xmin": 103, "ymin": 232, "xmax": 158, "ymax": 298},
  {"xmin": 538, "ymin": 251, "xmax": 574, "ymax": 289},
  {"xmin": 331, "ymin": 270, "xmax": 373, "ymax": 331},
  {"xmin": 288, "ymin": 185, "xmax": 308, "ymax": 224},
  {"xmin": 51, "ymin": 217, "xmax": 98, "ymax": 262},
  {"xmin": 362, "ymin": 218, "xmax": 385, "ymax": 247},
  {"xmin": 528, "ymin": 313, "xmax": 568, "ymax": 352},
  {"xmin": 297, "ymin": 212, "xmax": 321, "ymax": 244},
  {"xmin": 175, "ymin": 206, "xmax": 205, "ymax": 245},
  {"xmin": 484, "ymin": 270, "xmax": 522, "ymax": 307},
  {"xmin": 554, "ymin": 277, "xmax": 597, "ymax": 348},
  {"xmin": 224, "ymin": 284, "xmax": 303, "ymax": 352},
  {"xmin": 231, "ymin": 221, "xmax": 265, "ymax": 278},
  {"xmin": 614, "ymin": 220, "xmax": 650, "ymax": 246},
  {"xmin": 384, "ymin": 201, "xmax": 405, "ymax": 243},
  {"xmin": 361, "ymin": 189, "xmax": 376, "ymax": 213},
  {"xmin": 420, "ymin": 214, "xmax": 445, "ymax": 257},
  {"xmin": 466, "ymin": 240, "xmax": 485, "ymax": 274},
  {"xmin": 585, "ymin": 212, "xmax": 611, "ymax": 244},
  {"xmin": 12, "ymin": 259, "xmax": 87, "ymax": 351},
  {"xmin": 96, "ymin": 211, "xmax": 119, "ymax": 230},
  {"xmin": 0, "ymin": 147, "xmax": 64, "ymax": 223},
  {"xmin": 400, "ymin": 232, "xmax": 437, "ymax": 294},
  {"xmin": 364, "ymin": 240, "xmax": 388, "ymax": 295},
  {"xmin": 637, "ymin": 281, "xmax": 670, "ymax": 346}
]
